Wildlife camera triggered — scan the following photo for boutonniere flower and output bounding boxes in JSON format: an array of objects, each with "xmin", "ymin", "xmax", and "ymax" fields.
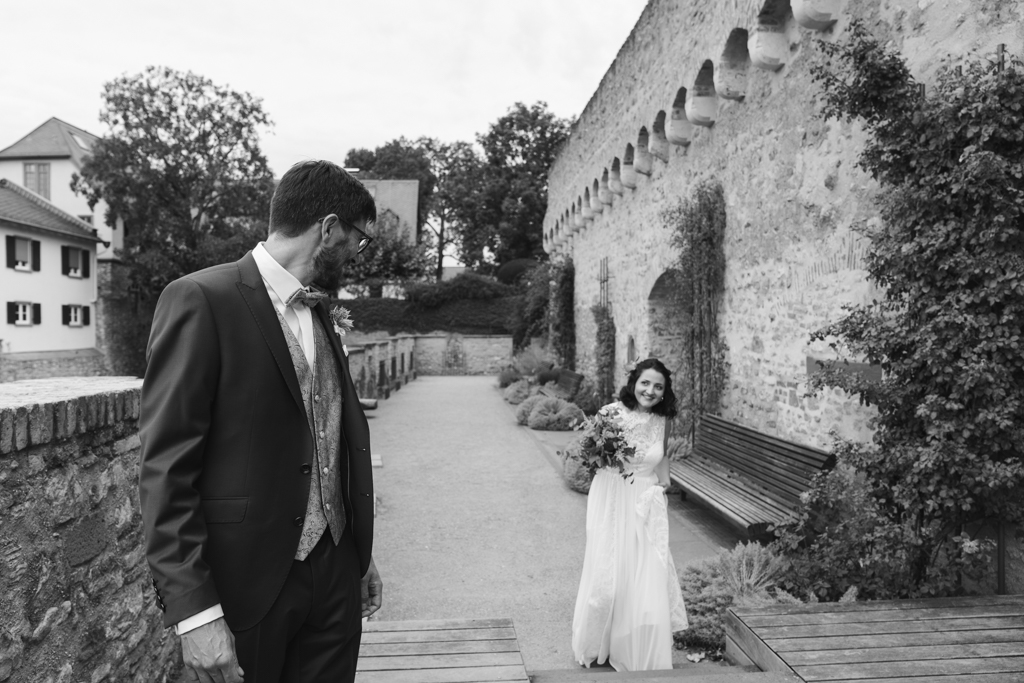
[{"xmin": 330, "ymin": 305, "xmax": 354, "ymax": 337}]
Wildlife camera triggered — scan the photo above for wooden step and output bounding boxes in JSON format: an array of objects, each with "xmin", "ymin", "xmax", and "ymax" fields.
[{"xmin": 528, "ymin": 667, "xmax": 800, "ymax": 682}]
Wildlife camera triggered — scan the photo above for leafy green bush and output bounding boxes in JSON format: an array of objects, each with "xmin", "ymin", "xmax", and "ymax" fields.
[
  {"xmin": 771, "ymin": 452, "xmax": 995, "ymax": 601},
  {"xmin": 570, "ymin": 377, "xmax": 602, "ymax": 416},
  {"xmin": 675, "ymin": 543, "xmax": 790, "ymax": 649},
  {"xmin": 405, "ymin": 272, "xmax": 514, "ymax": 308},
  {"xmin": 527, "ymin": 397, "xmax": 584, "ymax": 431},
  {"xmin": 512, "ymin": 345, "xmax": 555, "ymax": 376},
  {"xmin": 591, "ymin": 305, "xmax": 616, "ymax": 404},
  {"xmin": 497, "ymin": 366, "xmax": 522, "ymax": 388},
  {"xmin": 788, "ymin": 25, "xmax": 1024, "ymax": 597},
  {"xmin": 339, "ymin": 296, "xmax": 518, "ymax": 335},
  {"xmin": 511, "ymin": 263, "xmax": 551, "ymax": 350},
  {"xmin": 503, "ymin": 379, "xmax": 531, "ymax": 405},
  {"xmin": 515, "ymin": 395, "xmax": 547, "ymax": 425}
]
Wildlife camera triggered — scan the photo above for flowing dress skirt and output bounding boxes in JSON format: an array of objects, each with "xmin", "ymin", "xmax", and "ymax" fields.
[{"xmin": 571, "ymin": 469, "xmax": 688, "ymax": 671}]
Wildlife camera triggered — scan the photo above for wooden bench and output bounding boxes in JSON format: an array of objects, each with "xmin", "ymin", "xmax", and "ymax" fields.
[
  {"xmin": 356, "ymin": 618, "xmax": 528, "ymax": 682},
  {"xmin": 537, "ymin": 369, "xmax": 584, "ymax": 401},
  {"xmin": 669, "ymin": 414, "xmax": 834, "ymax": 539}
]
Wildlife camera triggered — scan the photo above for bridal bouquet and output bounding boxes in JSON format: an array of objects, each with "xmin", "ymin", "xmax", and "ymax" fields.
[{"xmin": 562, "ymin": 409, "xmax": 636, "ymax": 481}]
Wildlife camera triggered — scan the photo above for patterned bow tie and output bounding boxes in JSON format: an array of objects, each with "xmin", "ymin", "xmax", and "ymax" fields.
[{"xmin": 285, "ymin": 286, "xmax": 328, "ymax": 308}]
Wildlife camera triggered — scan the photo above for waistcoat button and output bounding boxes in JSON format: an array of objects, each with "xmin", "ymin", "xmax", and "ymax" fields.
[
  {"xmin": 293, "ymin": 516, "xmax": 304, "ymax": 527},
  {"xmin": 300, "ymin": 463, "xmax": 312, "ymax": 474}
]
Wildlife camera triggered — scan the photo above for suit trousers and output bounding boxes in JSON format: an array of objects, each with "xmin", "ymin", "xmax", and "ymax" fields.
[{"xmin": 232, "ymin": 528, "xmax": 362, "ymax": 683}]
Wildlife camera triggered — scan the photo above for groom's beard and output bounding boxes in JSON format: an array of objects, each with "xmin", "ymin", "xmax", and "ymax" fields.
[{"xmin": 311, "ymin": 243, "xmax": 347, "ymax": 293}]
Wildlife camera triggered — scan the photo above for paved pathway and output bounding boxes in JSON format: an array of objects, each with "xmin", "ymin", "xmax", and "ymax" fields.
[{"xmin": 367, "ymin": 375, "xmax": 741, "ymax": 671}]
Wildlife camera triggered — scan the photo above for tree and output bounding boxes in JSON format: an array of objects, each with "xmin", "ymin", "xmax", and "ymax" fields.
[
  {"xmin": 420, "ymin": 140, "xmax": 483, "ymax": 282},
  {"xmin": 470, "ymin": 102, "xmax": 572, "ymax": 270},
  {"xmin": 775, "ymin": 25, "xmax": 1024, "ymax": 599},
  {"xmin": 73, "ymin": 66, "xmax": 275, "ymax": 299},
  {"xmin": 340, "ymin": 209, "xmax": 430, "ymax": 297}
]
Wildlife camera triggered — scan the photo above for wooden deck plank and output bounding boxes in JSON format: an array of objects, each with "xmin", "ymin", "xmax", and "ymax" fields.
[
  {"xmin": 724, "ymin": 611, "xmax": 798, "ymax": 675},
  {"xmin": 364, "ymin": 618, "xmax": 513, "ymax": 632},
  {"xmin": 795, "ymin": 655, "xmax": 1024, "ymax": 681},
  {"xmin": 731, "ymin": 594, "xmax": 1024, "ymax": 617},
  {"xmin": 741, "ymin": 603, "xmax": 1024, "ymax": 628},
  {"xmin": 755, "ymin": 615, "xmax": 1024, "ymax": 639},
  {"xmin": 783, "ymin": 640, "xmax": 1024, "ymax": 666},
  {"xmin": 826, "ymin": 675, "xmax": 1024, "ymax": 683},
  {"xmin": 357, "ymin": 652, "xmax": 524, "ymax": 671},
  {"xmin": 355, "ymin": 665, "xmax": 529, "ymax": 682},
  {"xmin": 360, "ymin": 639, "xmax": 521, "ymax": 657},
  {"xmin": 727, "ymin": 596, "xmax": 1024, "ymax": 682},
  {"xmin": 767, "ymin": 627, "xmax": 1024, "ymax": 652},
  {"xmin": 362, "ymin": 627, "xmax": 517, "ymax": 644}
]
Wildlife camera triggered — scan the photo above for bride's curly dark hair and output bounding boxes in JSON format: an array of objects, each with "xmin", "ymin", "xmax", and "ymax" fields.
[{"xmin": 618, "ymin": 358, "xmax": 678, "ymax": 418}]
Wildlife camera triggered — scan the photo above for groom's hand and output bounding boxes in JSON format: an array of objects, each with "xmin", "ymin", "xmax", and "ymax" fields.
[
  {"xmin": 181, "ymin": 617, "xmax": 244, "ymax": 683},
  {"xmin": 361, "ymin": 556, "xmax": 383, "ymax": 618}
]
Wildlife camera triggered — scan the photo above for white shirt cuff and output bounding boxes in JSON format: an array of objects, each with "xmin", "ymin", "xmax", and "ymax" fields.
[{"xmin": 175, "ymin": 604, "xmax": 224, "ymax": 635}]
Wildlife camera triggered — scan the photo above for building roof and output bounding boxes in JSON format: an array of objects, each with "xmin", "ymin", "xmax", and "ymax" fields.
[
  {"xmin": 0, "ymin": 179, "xmax": 101, "ymax": 242},
  {"xmin": 0, "ymin": 117, "xmax": 100, "ymax": 167}
]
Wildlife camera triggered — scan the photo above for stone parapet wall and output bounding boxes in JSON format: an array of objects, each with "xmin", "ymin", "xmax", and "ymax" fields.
[
  {"xmin": 0, "ymin": 349, "xmax": 109, "ymax": 384},
  {"xmin": 347, "ymin": 335, "xmax": 417, "ymax": 399},
  {"xmin": 0, "ymin": 377, "xmax": 178, "ymax": 683},
  {"xmin": 414, "ymin": 334, "xmax": 513, "ymax": 376}
]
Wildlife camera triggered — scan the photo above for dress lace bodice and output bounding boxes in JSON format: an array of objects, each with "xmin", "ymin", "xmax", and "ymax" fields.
[{"xmin": 602, "ymin": 402, "xmax": 665, "ymax": 477}]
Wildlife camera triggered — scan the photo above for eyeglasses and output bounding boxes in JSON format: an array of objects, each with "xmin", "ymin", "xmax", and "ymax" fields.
[{"xmin": 320, "ymin": 216, "xmax": 374, "ymax": 254}]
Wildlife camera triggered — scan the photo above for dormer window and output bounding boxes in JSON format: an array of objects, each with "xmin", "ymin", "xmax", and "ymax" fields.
[
  {"xmin": 24, "ymin": 163, "xmax": 50, "ymax": 200},
  {"xmin": 70, "ymin": 133, "xmax": 91, "ymax": 150}
]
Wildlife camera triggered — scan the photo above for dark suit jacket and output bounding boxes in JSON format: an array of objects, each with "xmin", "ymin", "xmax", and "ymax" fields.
[{"xmin": 139, "ymin": 251, "xmax": 374, "ymax": 631}]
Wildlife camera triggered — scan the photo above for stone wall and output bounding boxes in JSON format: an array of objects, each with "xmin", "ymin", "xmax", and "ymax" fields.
[
  {"xmin": 347, "ymin": 335, "xmax": 417, "ymax": 399},
  {"xmin": 0, "ymin": 349, "xmax": 108, "ymax": 384},
  {"xmin": 0, "ymin": 377, "xmax": 178, "ymax": 683},
  {"xmin": 413, "ymin": 334, "xmax": 513, "ymax": 376},
  {"xmin": 543, "ymin": 0, "xmax": 1020, "ymax": 450}
]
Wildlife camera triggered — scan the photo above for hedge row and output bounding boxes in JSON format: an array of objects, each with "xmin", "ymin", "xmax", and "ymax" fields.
[{"xmin": 336, "ymin": 296, "xmax": 520, "ymax": 335}]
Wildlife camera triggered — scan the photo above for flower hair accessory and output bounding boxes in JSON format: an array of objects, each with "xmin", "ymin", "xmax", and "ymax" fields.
[{"xmin": 330, "ymin": 305, "xmax": 354, "ymax": 337}]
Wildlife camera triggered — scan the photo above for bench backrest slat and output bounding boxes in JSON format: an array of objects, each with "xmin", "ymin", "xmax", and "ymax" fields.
[
  {"xmin": 557, "ymin": 370, "xmax": 585, "ymax": 397},
  {"xmin": 695, "ymin": 414, "xmax": 835, "ymax": 508}
]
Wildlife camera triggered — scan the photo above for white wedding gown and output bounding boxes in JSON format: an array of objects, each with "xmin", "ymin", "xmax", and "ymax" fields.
[{"xmin": 571, "ymin": 403, "xmax": 688, "ymax": 671}]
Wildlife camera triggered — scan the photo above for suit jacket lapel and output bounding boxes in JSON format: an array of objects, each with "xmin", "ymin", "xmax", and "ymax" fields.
[{"xmin": 235, "ymin": 251, "xmax": 305, "ymax": 414}]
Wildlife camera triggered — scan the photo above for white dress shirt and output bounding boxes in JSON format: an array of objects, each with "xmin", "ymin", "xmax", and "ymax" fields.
[{"xmin": 175, "ymin": 243, "xmax": 315, "ymax": 636}]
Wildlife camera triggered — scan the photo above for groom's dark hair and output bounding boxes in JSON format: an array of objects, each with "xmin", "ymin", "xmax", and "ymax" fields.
[{"xmin": 269, "ymin": 160, "xmax": 377, "ymax": 238}]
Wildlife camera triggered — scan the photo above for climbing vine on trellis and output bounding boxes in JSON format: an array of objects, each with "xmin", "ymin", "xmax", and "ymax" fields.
[
  {"xmin": 663, "ymin": 178, "xmax": 728, "ymax": 440},
  {"xmin": 549, "ymin": 257, "xmax": 576, "ymax": 370},
  {"xmin": 591, "ymin": 304, "xmax": 616, "ymax": 403}
]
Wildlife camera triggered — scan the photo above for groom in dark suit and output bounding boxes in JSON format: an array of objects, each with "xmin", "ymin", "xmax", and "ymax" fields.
[{"xmin": 139, "ymin": 160, "xmax": 382, "ymax": 683}]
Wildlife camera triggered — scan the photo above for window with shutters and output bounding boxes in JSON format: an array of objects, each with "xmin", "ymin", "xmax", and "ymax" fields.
[
  {"xmin": 67, "ymin": 305, "xmax": 82, "ymax": 327},
  {"xmin": 24, "ymin": 163, "xmax": 50, "ymax": 200},
  {"xmin": 12, "ymin": 302, "xmax": 31, "ymax": 326},
  {"xmin": 67, "ymin": 248, "xmax": 81, "ymax": 277},
  {"xmin": 13, "ymin": 237, "xmax": 30, "ymax": 271}
]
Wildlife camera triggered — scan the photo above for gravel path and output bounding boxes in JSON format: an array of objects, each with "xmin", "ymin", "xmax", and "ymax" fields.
[{"xmin": 367, "ymin": 375, "xmax": 739, "ymax": 672}]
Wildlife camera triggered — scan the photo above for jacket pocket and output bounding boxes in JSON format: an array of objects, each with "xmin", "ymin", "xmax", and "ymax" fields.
[{"xmin": 201, "ymin": 497, "xmax": 249, "ymax": 524}]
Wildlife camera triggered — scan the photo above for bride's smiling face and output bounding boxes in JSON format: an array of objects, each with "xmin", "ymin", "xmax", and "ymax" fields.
[{"xmin": 633, "ymin": 368, "xmax": 666, "ymax": 412}]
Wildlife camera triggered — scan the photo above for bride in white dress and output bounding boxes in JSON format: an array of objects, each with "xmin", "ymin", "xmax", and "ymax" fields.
[{"xmin": 571, "ymin": 358, "xmax": 688, "ymax": 671}]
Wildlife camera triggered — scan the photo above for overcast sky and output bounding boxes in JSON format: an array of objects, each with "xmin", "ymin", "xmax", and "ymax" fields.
[{"xmin": 3, "ymin": 0, "xmax": 648, "ymax": 176}]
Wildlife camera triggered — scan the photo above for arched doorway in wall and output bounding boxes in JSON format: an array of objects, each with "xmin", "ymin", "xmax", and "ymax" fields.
[{"xmin": 646, "ymin": 270, "xmax": 688, "ymax": 376}]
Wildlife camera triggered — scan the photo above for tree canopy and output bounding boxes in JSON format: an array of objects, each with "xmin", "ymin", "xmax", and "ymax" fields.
[
  {"xmin": 340, "ymin": 209, "xmax": 430, "ymax": 297},
  {"xmin": 73, "ymin": 66, "xmax": 275, "ymax": 298},
  {"xmin": 470, "ymin": 102, "xmax": 572, "ymax": 269}
]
